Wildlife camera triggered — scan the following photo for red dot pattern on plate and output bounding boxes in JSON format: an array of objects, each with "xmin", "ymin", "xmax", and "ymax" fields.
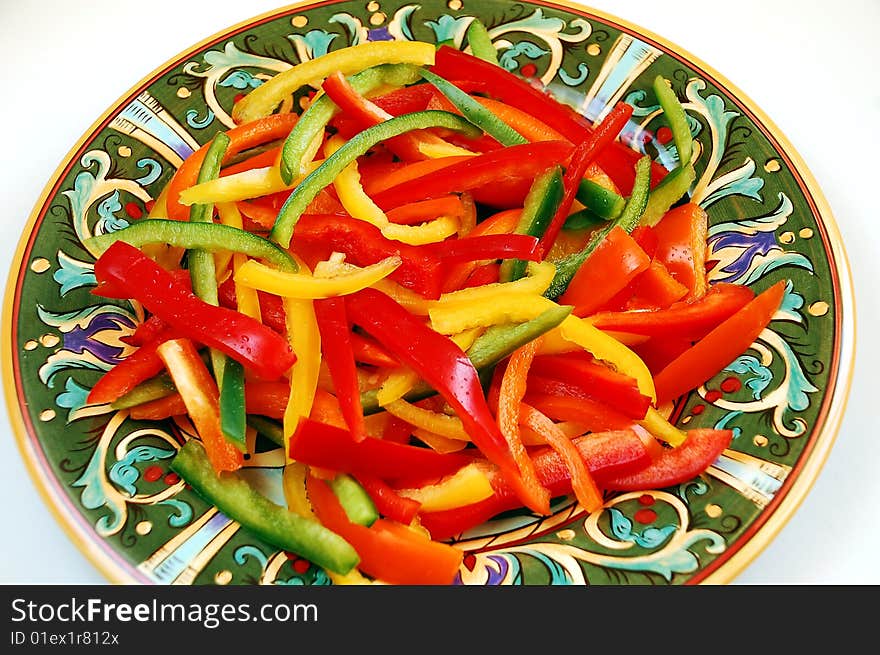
[
  {"xmin": 704, "ymin": 389, "xmax": 722, "ymax": 403},
  {"xmin": 691, "ymin": 404, "xmax": 705, "ymax": 415},
  {"xmin": 656, "ymin": 126, "xmax": 673, "ymax": 144},
  {"xmin": 638, "ymin": 494, "xmax": 655, "ymax": 506},
  {"xmin": 634, "ymin": 509, "xmax": 657, "ymax": 524},
  {"xmin": 520, "ymin": 63, "xmax": 537, "ymax": 78},
  {"xmin": 720, "ymin": 377, "xmax": 742, "ymax": 393},
  {"xmin": 163, "ymin": 472, "xmax": 180, "ymax": 486},
  {"xmin": 124, "ymin": 202, "xmax": 143, "ymax": 219},
  {"xmin": 143, "ymin": 465, "xmax": 163, "ymax": 483}
]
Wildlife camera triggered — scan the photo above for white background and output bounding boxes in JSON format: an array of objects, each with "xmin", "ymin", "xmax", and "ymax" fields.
[{"xmin": 0, "ymin": 0, "xmax": 876, "ymax": 585}]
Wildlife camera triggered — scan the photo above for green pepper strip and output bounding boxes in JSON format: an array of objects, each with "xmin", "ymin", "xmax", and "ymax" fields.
[
  {"xmin": 329, "ymin": 474, "xmax": 379, "ymax": 527},
  {"xmin": 563, "ymin": 207, "xmax": 607, "ymax": 232},
  {"xmin": 653, "ymin": 75, "xmax": 693, "ymax": 169},
  {"xmin": 465, "ymin": 19, "xmax": 499, "ymax": 65},
  {"xmin": 499, "ymin": 166, "xmax": 564, "ymax": 283},
  {"xmin": 110, "ymin": 373, "xmax": 176, "ymax": 410},
  {"xmin": 279, "ymin": 64, "xmax": 424, "ymax": 185},
  {"xmin": 271, "ymin": 110, "xmax": 480, "ymax": 248},
  {"xmin": 359, "ymin": 303, "xmax": 573, "ymax": 414},
  {"xmin": 86, "ymin": 219, "xmax": 298, "ymax": 273},
  {"xmin": 545, "ymin": 155, "xmax": 652, "ymax": 300},
  {"xmin": 171, "ymin": 440, "xmax": 360, "ymax": 575},
  {"xmin": 219, "ymin": 358, "xmax": 247, "ymax": 452},
  {"xmin": 638, "ymin": 163, "xmax": 696, "ymax": 227},
  {"xmin": 421, "ymin": 68, "xmax": 624, "ymax": 220}
]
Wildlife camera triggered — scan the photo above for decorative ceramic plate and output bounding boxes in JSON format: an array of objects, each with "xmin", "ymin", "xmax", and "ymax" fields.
[{"xmin": 3, "ymin": 0, "xmax": 854, "ymax": 585}]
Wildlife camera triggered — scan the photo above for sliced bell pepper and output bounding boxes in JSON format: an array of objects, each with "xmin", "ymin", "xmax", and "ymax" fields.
[
  {"xmin": 92, "ymin": 242, "xmax": 296, "ymax": 380},
  {"xmin": 442, "ymin": 208, "xmax": 523, "ymax": 292},
  {"xmin": 429, "ymin": 293, "xmax": 560, "ymax": 335},
  {"xmin": 639, "ymin": 164, "xmax": 696, "ymax": 227},
  {"xmin": 651, "ymin": 202, "xmax": 709, "ymax": 299},
  {"xmin": 465, "ymin": 18, "xmax": 498, "ymax": 64},
  {"xmin": 272, "ymin": 110, "xmax": 480, "ymax": 247},
  {"xmin": 171, "ymin": 439, "xmax": 359, "ymax": 574},
  {"xmin": 282, "ymin": 295, "xmax": 322, "ymax": 458},
  {"xmin": 499, "ymin": 166, "xmax": 565, "ymax": 283},
  {"xmin": 345, "ymin": 288, "xmax": 522, "ymax": 486},
  {"xmin": 386, "ymin": 196, "xmax": 465, "ymax": 226},
  {"xmin": 617, "ymin": 258, "xmax": 690, "ymax": 310},
  {"xmin": 314, "ymin": 297, "xmax": 367, "ymax": 441},
  {"xmin": 353, "ymin": 473, "xmax": 422, "ymax": 525},
  {"xmin": 653, "ymin": 75, "xmax": 693, "ymax": 168},
  {"xmin": 156, "ymin": 339, "xmax": 243, "ymax": 473},
  {"xmin": 306, "ymin": 474, "xmax": 463, "ymax": 584},
  {"xmin": 128, "ymin": 392, "xmax": 187, "ymax": 421},
  {"xmin": 544, "ymin": 155, "xmax": 651, "ymax": 300},
  {"xmin": 418, "ymin": 429, "xmax": 651, "ymax": 540},
  {"xmin": 233, "ymin": 256, "xmax": 400, "ymax": 299},
  {"xmin": 370, "ymin": 140, "xmax": 573, "ymax": 210},
  {"xmin": 430, "ymin": 46, "xmax": 668, "ymax": 194},
  {"xmin": 233, "ymin": 41, "xmax": 436, "ymax": 124},
  {"xmin": 653, "ymin": 280, "xmax": 787, "ymax": 403},
  {"xmin": 424, "ymin": 233, "xmax": 539, "ymax": 263},
  {"xmin": 602, "ymin": 429, "xmax": 732, "ymax": 490},
  {"xmin": 589, "ymin": 282, "xmax": 755, "ymax": 340},
  {"xmin": 289, "ymin": 418, "xmax": 472, "ymax": 481},
  {"xmin": 528, "ymin": 353, "xmax": 651, "ymax": 419},
  {"xmin": 396, "ymin": 462, "xmax": 495, "ymax": 511},
  {"xmin": 165, "ymin": 113, "xmax": 300, "ymax": 221},
  {"xmin": 292, "ymin": 214, "xmax": 445, "ymax": 299},
  {"xmin": 363, "ymin": 156, "xmax": 471, "ymax": 196},
  {"xmin": 496, "ymin": 337, "xmax": 551, "ymax": 514},
  {"xmin": 538, "ymin": 102, "xmax": 633, "ymax": 257},
  {"xmin": 522, "ymin": 393, "xmax": 634, "ymax": 432},
  {"xmin": 86, "ymin": 324, "xmax": 176, "ymax": 405},
  {"xmin": 519, "ymin": 403, "xmax": 603, "ymax": 512},
  {"xmin": 558, "ymin": 225, "xmax": 651, "ymax": 317}
]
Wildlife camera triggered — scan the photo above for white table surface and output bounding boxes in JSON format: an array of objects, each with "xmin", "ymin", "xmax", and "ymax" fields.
[{"xmin": 1, "ymin": 0, "xmax": 876, "ymax": 585}]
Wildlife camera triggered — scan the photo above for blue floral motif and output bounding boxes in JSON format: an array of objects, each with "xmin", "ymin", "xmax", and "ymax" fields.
[
  {"xmin": 608, "ymin": 508, "xmax": 678, "ymax": 548},
  {"xmin": 55, "ymin": 378, "xmax": 91, "ymax": 421},
  {"xmin": 219, "ymin": 70, "xmax": 263, "ymax": 90},
  {"xmin": 108, "ymin": 445, "xmax": 177, "ymax": 496},
  {"xmin": 53, "ymin": 252, "xmax": 96, "ymax": 296},
  {"xmin": 498, "ymin": 41, "xmax": 549, "ymax": 72},
  {"xmin": 95, "ymin": 190, "xmax": 130, "ymax": 236},
  {"xmin": 725, "ymin": 356, "xmax": 773, "ymax": 400}
]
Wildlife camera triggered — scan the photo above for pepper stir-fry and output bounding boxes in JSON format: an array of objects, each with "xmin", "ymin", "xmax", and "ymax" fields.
[{"xmin": 83, "ymin": 30, "xmax": 786, "ymax": 585}]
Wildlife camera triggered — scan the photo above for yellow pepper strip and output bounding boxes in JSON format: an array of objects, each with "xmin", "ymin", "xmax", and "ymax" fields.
[
  {"xmin": 282, "ymin": 461, "xmax": 315, "ymax": 519},
  {"xmin": 370, "ymin": 278, "xmax": 434, "ymax": 315},
  {"xmin": 417, "ymin": 138, "xmax": 480, "ymax": 159},
  {"xmin": 327, "ymin": 568, "xmax": 375, "ymax": 585},
  {"xmin": 429, "ymin": 293, "xmax": 560, "ymax": 335},
  {"xmin": 178, "ymin": 159, "xmax": 323, "ymax": 206},
  {"xmin": 412, "ymin": 429, "xmax": 469, "ymax": 454},
  {"xmin": 435, "ymin": 260, "xmax": 556, "ymax": 306},
  {"xmin": 142, "ymin": 181, "xmax": 185, "ymax": 269},
  {"xmin": 234, "ymin": 256, "xmax": 401, "ymax": 299},
  {"xmin": 376, "ymin": 368, "xmax": 421, "ymax": 406},
  {"xmin": 553, "ymin": 315, "xmax": 686, "ymax": 447},
  {"xmin": 283, "ymin": 297, "xmax": 321, "ymax": 462},
  {"xmin": 216, "ymin": 202, "xmax": 262, "ymax": 320},
  {"xmin": 397, "ymin": 462, "xmax": 495, "ymax": 512},
  {"xmin": 324, "ymin": 134, "xmax": 462, "ymax": 245},
  {"xmin": 233, "ymin": 41, "xmax": 436, "ymax": 124},
  {"xmin": 383, "ymin": 399, "xmax": 471, "ymax": 441}
]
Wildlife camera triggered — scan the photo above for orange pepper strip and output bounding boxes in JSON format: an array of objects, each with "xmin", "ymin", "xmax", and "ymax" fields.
[
  {"xmin": 653, "ymin": 280, "xmax": 787, "ymax": 404},
  {"xmin": 165, "ymin": 113, "xmax": 299, "ymax": 221},
  {"xmin": 495, "ymin": 337, "xmax": 551, "ymax": 515},
  {"xmin": 519, "ymin": 403, "xmax": 603, "ymax": 512},
  {"xmin": 362, "ymin": 155, "xmax": 472, "ymax": 196},
  {"xmin": 128, "ymin": 393, "xmax": 187, "ymax": 421},
  {"xmin": 156, "ymin": 339, "xmax": 244, "ymax": 473},
  {"xmin": 385, "ymin": 196, "xmax": 465, "ymax": 225},
  {"xmin": 442, "ymin": 208, "xmax": 522, "ymax": 292}
]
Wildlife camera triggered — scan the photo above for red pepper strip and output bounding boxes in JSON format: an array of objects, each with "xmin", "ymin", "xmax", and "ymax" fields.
[
  {"xmin": 220, "ymin": 146, "xmax": 282, "ymax": 177},
  {"xmin": 632, "ymin": 338, "xmax": 693, "ymax": 376},
  {"xmin": 87, "ymin": 327, "xmax": 177, "ymax": 405},
  {"xmin": 424, "ymin": 233, "xmax": 539, "ymax": 263},
  {"xmin": 559, "ymin": 225, "xmax": 651, "ymax": 317},
  {"xmin": 461, "ymin": 262, "xmax": 500, "ymax": 288},
  {"xmin": 652, "ymin": 202, "xmax": 709, "ymax": 300},
  {"xmin": 290, "ymin": 418, "xmax": 472, "ymax": 481},
  {"xmin": 345, "ymin": 288, "xmax": 523, "ymax": 486},
  {"xmin": 128, "ymin": 393, "xmax": 187, "ymax": 421},
  {"xmin": 522, "ymin": 393, "xmax": 634, "ymax": 432},
  {"xmin": 430, "ymin": 46, "xmax": 667, "ymax": 194},
  {"xmin": 350, "ymin": 333, "xmax": 399, "ymax": 368},
  {"xmin": 313, "ymin": 297, "xmax": 367, "ymax": 442},
  {"xmin": 418, "ymin": 429, "xmax": 651, "ymax": 540},
  {"xmin": 630, "ymin": 225, "xmax": 658, "ymax": 258},
  {"xmin": 621, "ymin": 259, "xmax": 690, "ymax": 311},
  {"xmin": 385, "ymin": 196, "xmax": 465, "ymax": 225},
  {"xmin": 93, "ymin": 242, "xmax": 296, "ymax": 380},
  {"xmin": 307, "ymin": 474, "xmax": 462, "ymax": 584},
  {"xmin": 353, "ymin": 473, "xmax": 422, "ymax": 525},
  {"xmin": 601, "ymin": 429, "xmax": 733, "ymax": 491},
  {"xmin": 519, "ymin": 403, "xmax": 603, "ymax": 512},
  {"xmin": 363, "ymin": 156, "xmax": 474, "ymax": 196},
  {"xmin": 496, "ymin": 339, "xmax": 551, "ymax": 515},
  {"xmin": 589, "ymin": 282, "xmax": 756, "ymax": 341},
  {"xmin": 653, "ymin": 280, "xmax": 786, "ymax": 404},
  {"xmin": 529, "ymin": 353, "xmax": 651, "ymax": 419},
  {"xmin": 218, "ymin": 277, "xmax": 287, "ymax": 335},
  {"xmin": 371, "ymin": 141, "xmax": 573, "ymax": 210},
  {"xmin": 441, "ymin": 208, "xmax": 522, "ymax": 293},
  {"xmin": 537, "ymin": 102, "xmax": 634, "ymax": 258},
  {"xmin": 293, "ymin": 214, "xmax": 445, "ymax": 299},
  {"xmin": 165, "ymin": 113, "xmax": 299, "ymax": 221},
  {"xmin": 322, "ymin": 71, "xmax": 433, "ymax": 162},
  {"xmin": 156, "ymin": 338, "xmax": 244, "ymax": 473}
]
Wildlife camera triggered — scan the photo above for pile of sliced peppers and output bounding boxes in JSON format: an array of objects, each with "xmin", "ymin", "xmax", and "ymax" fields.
[{"xmin": 83, "ymin": 27, "xmax": 786, "ymax": 585}]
